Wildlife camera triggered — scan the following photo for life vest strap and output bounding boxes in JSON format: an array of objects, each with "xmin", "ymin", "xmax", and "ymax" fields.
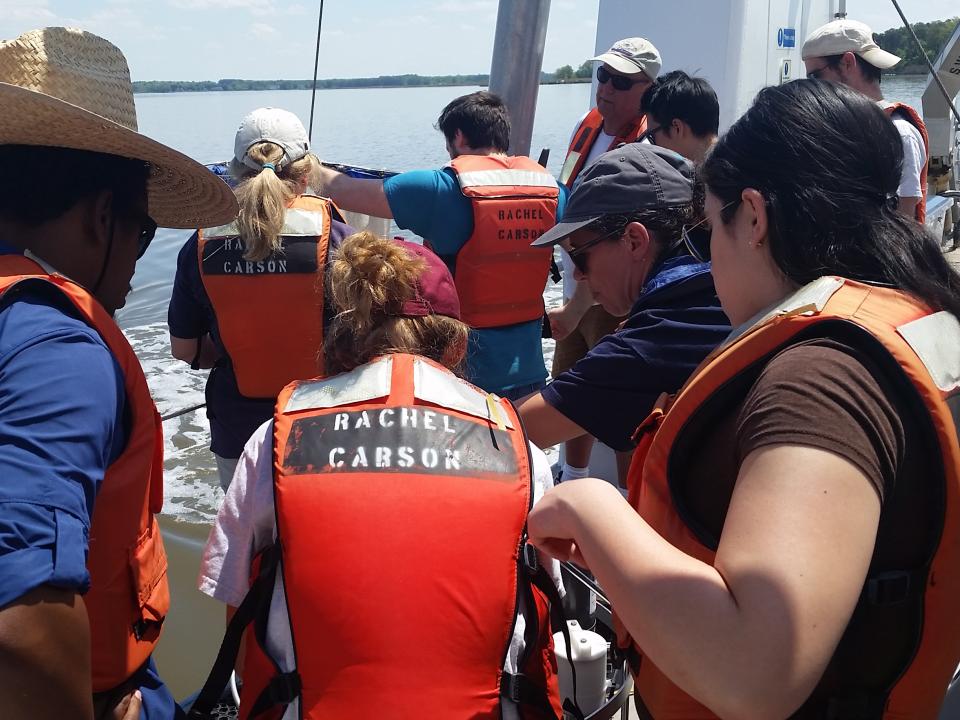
[
  {"xmin": 248, "ymin": 671, "xmax": 302, "ymax": 718},
  {"xmin": 823, "ymin": 692, "xmax": 887, "ymax": 719},
  {"xmin": 187, "ymin": 543, "xmax": 282, "ymax": 719},
  {"xmin": 501, "ymin": 671, "xmax": 560, "ymax": 718},
  {"xmin": 525, "ymin": 553, "xmax": 587, "ymax": 720}
]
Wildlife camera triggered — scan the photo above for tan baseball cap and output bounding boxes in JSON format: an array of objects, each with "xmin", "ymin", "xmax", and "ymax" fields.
[
  {"xmin": 591, "ymin": 37, "xmax": 661, "ymax": 80},
  {"xmin": 801, "ymin": 19, "xmax": 901, "ymax": 70}
]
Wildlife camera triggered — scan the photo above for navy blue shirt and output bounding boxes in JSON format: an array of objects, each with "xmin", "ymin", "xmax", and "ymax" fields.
[
  {"xmin": 383, "ymin": 166, "xmax": 568, "ymax": 395},
  {"xmin": 542, "ymin": 256, "xmax": 731, "ymax": 451},
  {"xmin": 168, "ymin": 219, "xmax": 353, "ymax": 458},
  {"xmin": 0, "ymin": 245, "xmax": 179, "ymax": 718}
]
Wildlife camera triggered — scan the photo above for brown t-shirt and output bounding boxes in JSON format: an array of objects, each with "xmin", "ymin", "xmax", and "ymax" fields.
[{"xmin": 669, "ymin": 336, "xmax": 942, "ymax": 715}]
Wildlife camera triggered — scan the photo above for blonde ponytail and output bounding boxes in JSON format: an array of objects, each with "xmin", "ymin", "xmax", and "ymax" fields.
[
  {"xmin": 324, "ymin": 232, "xmax": 469, "ymax": 375},
  {"xmin": 230, "ymin": 141, "xmax": 323, "ymax": 261}
]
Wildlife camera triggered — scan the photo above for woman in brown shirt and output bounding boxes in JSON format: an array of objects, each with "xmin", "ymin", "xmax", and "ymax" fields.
[{"xmin": 528, "ymin": 80, "xmax": 960, "ymax": 719}]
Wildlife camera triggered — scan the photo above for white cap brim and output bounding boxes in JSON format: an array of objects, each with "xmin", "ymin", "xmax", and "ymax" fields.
[
  {"xmin": 859, "ymin": 46, "xmax": 902, "ymax": 70},
  {"xmin": 590, "ymin": 52, "xmax": 650, "ymax": 77}
]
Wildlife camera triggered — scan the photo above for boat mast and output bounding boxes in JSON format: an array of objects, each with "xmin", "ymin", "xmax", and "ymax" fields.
[
  {"xmin": 836, "ymin": 0, "xmax": 846, "ymax": 18},
  {"xmin": 488, "ymin": 0, "xmax": 551, "ymax": 157}
]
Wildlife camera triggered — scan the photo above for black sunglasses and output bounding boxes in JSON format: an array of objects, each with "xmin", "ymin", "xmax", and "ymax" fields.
[
  {"xmin": 641, "ymin": 124, "xmax": 666, "ymax": 146},
  {"xmin": 680, "ymin": 201, "xmax": 737, "ymax": 262},
  {"xmin": 566, "ymin": 226, "xmax": 623, "ymax": 274},
  {"xmin": 136, "ymin": 214, "xmax": 158, "ymax": 259},
  {"xmin": 596, "ymin": 65, "xmax": 647, "ymax": 92}
]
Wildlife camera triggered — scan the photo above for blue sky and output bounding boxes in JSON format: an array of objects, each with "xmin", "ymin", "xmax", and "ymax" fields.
[{"xmin": 0, "ymin": 0, "xmax": 955, "ymax": 81}]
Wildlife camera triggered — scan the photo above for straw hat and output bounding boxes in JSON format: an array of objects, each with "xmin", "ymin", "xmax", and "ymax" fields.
[{"xmin": 0, "ymin": 27, "xmax": 238, "ymax": 229}]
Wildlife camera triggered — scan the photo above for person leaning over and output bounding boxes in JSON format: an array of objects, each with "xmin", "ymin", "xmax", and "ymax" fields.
[
  {"xmin": 517, "ymin": 145, "xmax": 730, "ymax": 485},
  {"xmin": 195, "ymin": 233, "xmax": 564, "ymax": 720},
  {"xmin": 550, "ymin": 37, "xmax": 661, "ymax": 482},
  {"xmin": 314, "ymin": 91, "xmax": 565, "ymax": 401},
  {"xmin": 640, "ymin": 70, "xmax": 719, "ymax": 163},
  {"xmin": 528, "ymin": 80, "xmax": 960, "ymax": 719},
  {"xmin": 168, "ymin": 108, "xmax": 355, "ymax": 490},
  {"xmin": 803, "ymin": 18, "xmax": 929, "ymax": 222},
  {"xmin": 0, "ymin": 28, "xmax": 237, "ymax": 720}
]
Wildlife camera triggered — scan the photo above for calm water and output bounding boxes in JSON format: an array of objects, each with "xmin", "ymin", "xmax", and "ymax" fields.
[{"xmin": 119, "ymin": 78, "xmax": 930, "ymax": 522}]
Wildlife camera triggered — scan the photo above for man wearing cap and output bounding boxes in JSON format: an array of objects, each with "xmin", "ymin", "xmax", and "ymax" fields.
[
  {"xmin": 0, "ymin": 27, "xmax": 237, "ymax": 719},
  {"xmin": 550, "ymin": 36, "xmax": 662, "ymax": 482},
  {"xmin": 315, "ymin": 91, "xmax": 565, "ymax": 401},
  {"xmin": 802, "ymin": 18, "xmax": 930, "ymax": 222},
  {"xmin": 517, "ymin": 144, "xmax": 730, "ymax": 483}
]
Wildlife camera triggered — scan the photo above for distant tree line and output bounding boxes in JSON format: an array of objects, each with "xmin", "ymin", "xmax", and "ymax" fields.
[
  {"xmin": 877, "ymin": 17, "xmax": 959, "ymax": 73},
  {"xmin": 134, "ymin": 72, "xmax": 560, "ymax": 94}
]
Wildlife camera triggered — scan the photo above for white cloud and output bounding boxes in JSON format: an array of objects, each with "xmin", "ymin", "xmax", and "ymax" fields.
[
  {"xmin": 0, "ymin": 0, "xmax": 56, "ymax": 22},
  {"xmin": 434, "ymin": 0, "xmax": 497, "ymax": 13}
]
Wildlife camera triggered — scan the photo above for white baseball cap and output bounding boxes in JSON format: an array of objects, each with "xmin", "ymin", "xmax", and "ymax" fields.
[
  {"xmin": 802, "ymin": 19, "xmax": 901, "ymax": 70},
  {"xmin": 591, "ymin": 37, "xmax": 661, "ymax": 80},
  {"xmin": 234, "ymin": 107, "xmax": 310, "ymax": 172}
]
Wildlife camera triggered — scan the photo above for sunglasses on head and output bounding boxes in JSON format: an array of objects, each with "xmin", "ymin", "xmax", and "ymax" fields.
[
  {"xmin": 566, "ymin": 225, "xmax": 624, "ymax": 274},
  {"xmin": 680, "ymin": 201, "xmax": 737, "ymax": 262},
  {"xmin": 596, "ymin": 65, "xmax": 647, "ymax": 91}
]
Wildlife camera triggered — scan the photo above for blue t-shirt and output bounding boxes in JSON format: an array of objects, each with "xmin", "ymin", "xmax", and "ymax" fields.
[
  {"xmin": 383, "ymin": 166, "xmax": 568, "ymax": 395},
  {"xmin": 168, "ymin": 219, "xmax": 353, "ymax": 459},
  {"xmin": 0, "ymin": 246, "xmax": 179, "ymax": 718},
  {"xmin": 542, "ymin": 256, "xmax": 731, "ymax": 451}
]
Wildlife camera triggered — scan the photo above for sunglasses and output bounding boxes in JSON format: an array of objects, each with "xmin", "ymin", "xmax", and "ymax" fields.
[
  {"xmin": 641, "ymin": 124, "xmax": 666, "ymax": 146},
  {"xmin": 680, "ymin": 201, "xmax": 737, "ymax": 262},
  {"xmin": 596, "ymin": 65, "xmax": 647, "ymax": 91},
  {"xmin": 135, "ymin": 213, "xmax": 158, "ymax": 259},
  {"xmin": 566, "ymin": 226, "xmax": 623, "ymax": 274}
]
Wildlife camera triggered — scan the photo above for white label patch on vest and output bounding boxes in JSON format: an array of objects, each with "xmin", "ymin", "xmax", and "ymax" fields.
[
  {"xmin": 201, "ymin": 235, "xmax": 319, "ymax": 275},
  {"xmin": 285, "ymin": 357, "xmax": 393, "ymax": 412},
  {"xmin": 282, "ymin": 407, "xmax": 518, "ymax": 478},
  {"xmin": 413, "ymin": 358, "xmax": 514, "ymax": 429},
  {"xmin": 897, "ymin": 311, "xmax": 960, "ymax": 392}
]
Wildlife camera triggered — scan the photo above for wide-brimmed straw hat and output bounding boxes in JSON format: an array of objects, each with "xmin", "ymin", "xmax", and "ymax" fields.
[{"xmin": 0, "ymin": 27, "xmax": 238, "ymax": 229}]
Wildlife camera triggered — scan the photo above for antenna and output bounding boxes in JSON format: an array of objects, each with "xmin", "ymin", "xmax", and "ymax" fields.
[{"xmin": 308, "ymin": 0, "xmax": 325, "ymax": 143}]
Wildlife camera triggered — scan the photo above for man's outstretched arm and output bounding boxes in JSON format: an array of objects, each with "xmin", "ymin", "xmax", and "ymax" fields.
[{"xmin": 315, "ymin": 165, "xmax": 394, "ymax": 219}]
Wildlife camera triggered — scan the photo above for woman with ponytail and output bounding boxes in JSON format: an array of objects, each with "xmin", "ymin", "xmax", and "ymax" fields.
[
  {"xmin": 197, "ymin": 232, "xmax": 564, "ymax": 719},
  {"xmin": 167, "ymin": 108, "xmax": 355, "ymax": 491},
  {"xmin": 527, "ymin": 80, "xmax": 960, "ymax": 719}
]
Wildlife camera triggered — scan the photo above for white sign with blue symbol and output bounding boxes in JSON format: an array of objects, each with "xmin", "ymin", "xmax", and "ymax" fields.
[{"xmin": 777, "ymin": 28, "xmax": 797, "ymax": 48}]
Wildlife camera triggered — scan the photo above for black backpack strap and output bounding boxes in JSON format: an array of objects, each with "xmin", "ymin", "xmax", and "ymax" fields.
[
  {"xmin": 186, "ymin": 542, "xmax": 284, "ymax": 719},
  {"xmin": 501, "ymin": 670, "xmax": 562, "ymax": 719},
  {"xmin": 524, "ymin": 545, "xmax": 587, "ymax": 720}
]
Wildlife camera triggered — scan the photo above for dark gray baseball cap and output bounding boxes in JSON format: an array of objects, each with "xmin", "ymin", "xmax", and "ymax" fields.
[{"xmin": 532, "ymin": 143, "xmax": 695, "ymax": 247}]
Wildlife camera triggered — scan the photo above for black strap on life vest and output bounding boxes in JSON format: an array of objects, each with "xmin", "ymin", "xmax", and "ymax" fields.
[
  {"xmin": 509, "ymin": 542, "xmax": 587, "ymax": 720},
  {"xmin": 187, "ymin": 542, "xmax": 287, "ymax": 719}
]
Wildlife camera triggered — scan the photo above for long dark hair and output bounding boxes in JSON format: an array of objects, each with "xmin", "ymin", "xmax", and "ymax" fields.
[{"xmin": 701, "ymin": 79, "xmax": 960, "ymax": 318}]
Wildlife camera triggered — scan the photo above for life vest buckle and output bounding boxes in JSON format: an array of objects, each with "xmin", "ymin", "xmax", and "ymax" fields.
[
  {"xmin": 863, "ymin": 569, "xmax": 918, "ymax": 606},
  {"xmin": 522, "ymin": 542, "xmax": 539, "ymax": 576}
]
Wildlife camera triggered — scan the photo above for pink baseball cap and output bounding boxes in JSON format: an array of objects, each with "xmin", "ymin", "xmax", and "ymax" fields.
[{"xmin": 395, "ymin": 240, "xmax": 461, "ymax": 320}]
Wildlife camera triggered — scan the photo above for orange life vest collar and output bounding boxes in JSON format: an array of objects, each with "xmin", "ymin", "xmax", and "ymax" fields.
[
  {"xmin": 448, "ymin": 155, "xmax": 559, "ymax": 328},
  {"xmin": 623, "ymin": 277, "xmax": 960, "ymax": 718},
  {"xmin": 234, "ymin": 354, "xmax": 561, "ymax": 719},
  {"xmin": 883, "ymin": 102, "xmax": 930, "ymax": 224},
  {"xmin": 0, "ymin": 255, "xmax": 168, "ymax": 693},
  {"xmin": 199, "ymin": 194, "xmax": 333, "ymax": 397},
  {"xmin": 559, "ymin": 108, "xmax": 647, "ymax": 188}
]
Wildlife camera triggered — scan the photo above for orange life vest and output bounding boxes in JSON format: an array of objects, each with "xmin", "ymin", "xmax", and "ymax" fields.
[
  {"xmin": 198, "ymin": 194, "xmax": 335, "ymax": 398},
  {"xmin": 236, "ymin": 353, "xmax": 562, "ymax": 719},
  {"xmin": 0, "ymin": 255, "xmax": 168, "ymax": 693},
  {"xmin": 559, "ymin": 108, "xmax": 647, "ymax": 189},
  {"xmin": 883, "ymin": 102, "xmax": 930, "ymax": 224},
  {"xmin": 622, "ymin": 277, "xmax": 960, "ymax": 719},
  {"xmin": 448, "ymin": 155, "xmax": 559, "ymax": 328}
]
